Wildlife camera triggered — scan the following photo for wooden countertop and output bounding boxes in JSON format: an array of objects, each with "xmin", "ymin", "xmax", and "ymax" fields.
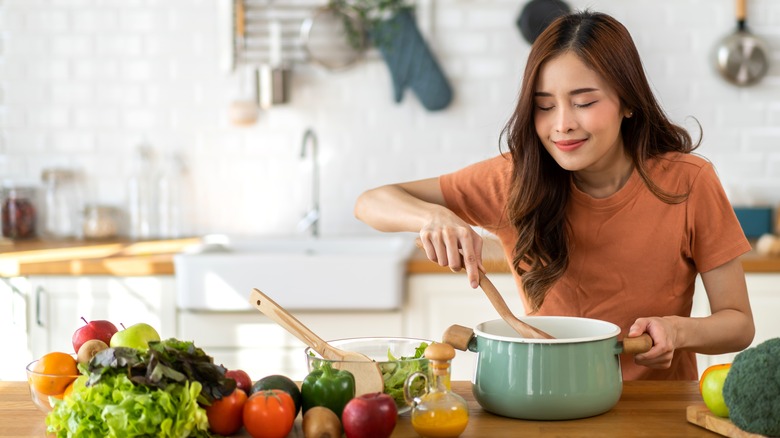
[
  {"xmin": 1, "ymin": 236, "xmax": 779, "ymax": 277},
  {"xmin": 0, "ymin": 237, "xmax": 201, "ymax": 277},
  {"xmin": 0, "ymin": 380, "xmax": 724, "ymax": 437}
]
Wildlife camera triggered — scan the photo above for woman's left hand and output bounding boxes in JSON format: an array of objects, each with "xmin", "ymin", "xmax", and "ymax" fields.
[{"xmin": 628, "ymin": 317, "xmax": 679, "ymax": 369}]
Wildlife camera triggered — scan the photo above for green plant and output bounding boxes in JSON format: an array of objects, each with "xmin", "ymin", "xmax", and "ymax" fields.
[{"xmin": 328, "ymin": 0, "xmax": 414, "ymax": 50}]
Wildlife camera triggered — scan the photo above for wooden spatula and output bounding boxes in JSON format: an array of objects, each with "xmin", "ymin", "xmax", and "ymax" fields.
[
  {"xmin": 249, "ymin": 288, "xmax": 384, "ymax": 396},
  {"xmin": 415, "ymin": 238, "xmax": 554, "ymax": 339}
]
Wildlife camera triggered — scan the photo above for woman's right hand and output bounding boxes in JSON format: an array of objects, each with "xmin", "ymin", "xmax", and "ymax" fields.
[
  {"xmin": 354, "ymin": 177, "xmax": 485, "ymax": 289},
  {"xmin": 418, "ymin": 212, "xmax": 485, "ymax": 289}
]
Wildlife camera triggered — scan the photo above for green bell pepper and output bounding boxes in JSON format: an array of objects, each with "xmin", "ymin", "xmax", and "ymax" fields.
[{"xmin": 301, "ymin": 361, "xmax": 356, "ymax": 419}]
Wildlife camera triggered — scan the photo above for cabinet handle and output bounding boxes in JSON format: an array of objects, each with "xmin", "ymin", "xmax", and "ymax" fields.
[{"xmin": 35, "ymin": 286, "xmax": 47, "ymax": 328}]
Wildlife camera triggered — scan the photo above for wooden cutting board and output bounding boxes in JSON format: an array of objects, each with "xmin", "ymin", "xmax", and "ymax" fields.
[{"xmin": 686, "ymin": 405, "xmax": 767, "ymax": 438}]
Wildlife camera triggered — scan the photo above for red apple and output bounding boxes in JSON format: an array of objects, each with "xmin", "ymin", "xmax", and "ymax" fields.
[
  {"xmin": 342, "ymin": 392, "xmax": 397, "ymax": 438},
  {"xmin": 225, "ymin": 369, "xmax": 252, "ymax": 393},
  {"xmin": 72, "ymin": 317, "xmax": 118, "ymax": 354}
]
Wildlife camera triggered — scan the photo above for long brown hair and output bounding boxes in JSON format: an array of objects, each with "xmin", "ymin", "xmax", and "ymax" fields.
[{"xmin": 502, "ymin": 11, "xmax": 698, "ymax": 312}]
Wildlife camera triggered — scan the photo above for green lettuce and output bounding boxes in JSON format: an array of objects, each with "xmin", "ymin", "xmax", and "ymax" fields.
[
  {"xmin": 382, "ymin": 342, "xmax": 428, "ymax": 408},
  {"xmin": 46, "ymin": 373, "xmax": 210, "ymax": 437}
]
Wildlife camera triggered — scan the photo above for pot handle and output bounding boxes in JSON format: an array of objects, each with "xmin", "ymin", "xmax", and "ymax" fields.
[
  {"xmin": 618, "ymin": 333, "xmax": 653, "ymax": 355},
  {"xmin": 442, "ymin": 324, "xmax": 476, "ymax": 352}
]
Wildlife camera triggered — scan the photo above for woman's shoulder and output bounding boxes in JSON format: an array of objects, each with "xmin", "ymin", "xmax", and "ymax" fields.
[
  {"xmin": 648, "ymin": 152, "xmax": 723, "ymax": 195},
  {"xmin": 653, "ymin": 151, "xmax": 710, "ymax": 168},
  {"xmin": 650, "ymin": 151, "xmax": 714, "ymax": 177}
]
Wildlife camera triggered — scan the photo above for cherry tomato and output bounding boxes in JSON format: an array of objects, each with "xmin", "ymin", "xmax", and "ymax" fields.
[
  {"xmin": 206, "ymin": 388, "xmax": 247, "ymax": 436},
  {"xmin": 243, "ymin": 389, "xmax": 296, "ymax": 438}
]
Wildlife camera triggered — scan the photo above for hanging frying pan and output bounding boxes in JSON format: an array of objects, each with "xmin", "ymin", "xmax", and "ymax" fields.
[
  {"xmin": 714, "ymin": 0, "xmax": 769, "ymax": 86},
  {"xmin": 300, "ymin": 5, "xmax": 366, "ymax": 71},
  {"xmin": 516, "ymin": 0, "xmax": 571, "ymax": 45}
]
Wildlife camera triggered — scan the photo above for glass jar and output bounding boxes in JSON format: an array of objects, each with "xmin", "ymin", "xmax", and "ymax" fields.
[
  {"xmin": 1, "ymin": 185, "xmax": 38, "ymax": 240},
  {"xmin": 41, "ymin": 168, "xmax": 81, "ymax": 239},
  {"xmin": 82, "ymin": 204, "xmax": 119, "ymax": 240}
]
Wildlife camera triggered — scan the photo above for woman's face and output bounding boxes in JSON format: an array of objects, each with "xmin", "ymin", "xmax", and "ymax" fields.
[{"xmin": 533, "ymin": 51, "xmax": 631, "ymax": 176}]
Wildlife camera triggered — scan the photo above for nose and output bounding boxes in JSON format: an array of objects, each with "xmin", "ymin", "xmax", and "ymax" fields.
[{"xmin": 554, "ymin": 106, "xmax": 577, "ymax": 133}]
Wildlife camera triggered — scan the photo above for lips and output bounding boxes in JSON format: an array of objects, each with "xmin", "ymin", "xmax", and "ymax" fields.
[{"xmin": 553, "ymin": 139, "xmax": 586, "ymax": 152}]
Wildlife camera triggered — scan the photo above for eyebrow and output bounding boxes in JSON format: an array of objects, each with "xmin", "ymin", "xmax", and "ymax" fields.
[{"xmin": 534, "ymin": 87, "xmax": 600, "ymax": 97}]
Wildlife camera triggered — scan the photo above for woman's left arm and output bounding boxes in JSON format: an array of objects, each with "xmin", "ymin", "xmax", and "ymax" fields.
[{"xmin": 629, "ymin": 258, "xmax": 755, "ymax": 369}]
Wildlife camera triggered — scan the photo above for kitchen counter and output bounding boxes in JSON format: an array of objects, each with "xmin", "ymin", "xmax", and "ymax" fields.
[
  {"xmin": 0, "ymin": 237, "xmax": 200, "ymax": 277},
  {"xmin": 0, "ymin": 380, "xmax": 720, "ymax": 437},
  {"xmin": 2, "ymin": 236, "xmax": 780, "ymax": 277}
]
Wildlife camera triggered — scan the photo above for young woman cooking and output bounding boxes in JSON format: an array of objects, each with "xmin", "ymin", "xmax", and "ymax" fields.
[{"xmin": 353, "ymin": 10, "xmax": 754, "ymax": 380}]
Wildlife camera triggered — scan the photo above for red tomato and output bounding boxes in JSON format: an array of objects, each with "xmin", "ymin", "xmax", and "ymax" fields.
[
  {"xmin": 206, "ymin": 389, "xmax": 247, "ymax": 436},
  {"xmin": 243, "ymin": 389, "xmax": 296, "ymax": 438}
]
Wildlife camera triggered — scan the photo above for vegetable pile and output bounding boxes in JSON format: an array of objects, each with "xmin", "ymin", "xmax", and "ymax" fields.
[
  {"xmin": 46, "ymin": 338, "xmax": 235, "ymax": 438},
  {"xmin": 722, "ymin": 337, "xmax": 780, "ymax": 436}
]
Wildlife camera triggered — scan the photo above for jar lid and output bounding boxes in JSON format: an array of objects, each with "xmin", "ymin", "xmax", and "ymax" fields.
[
  {"xmin": 84, "ymin": 204, "xmax": 119, "ymax": 213},
  {"xmin": 41, "ymin": 168, "xmax": 76, "ymax": 181}
]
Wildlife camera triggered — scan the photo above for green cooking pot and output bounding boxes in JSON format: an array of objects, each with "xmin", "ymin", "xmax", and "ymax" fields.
[{"xmin": 444, "ymin": 317, "xmax": 652, "ymax": 420}]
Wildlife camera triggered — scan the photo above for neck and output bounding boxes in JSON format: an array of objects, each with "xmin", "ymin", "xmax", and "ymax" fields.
[{"xmin": 573, "ymin": 156, "xmax": 634, "ymax": 198}]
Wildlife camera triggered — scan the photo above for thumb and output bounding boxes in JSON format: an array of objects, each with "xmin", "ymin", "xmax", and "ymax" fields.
[{"xmin": 628, "ymin": 319, "xmax": 648, "ymax": 337}]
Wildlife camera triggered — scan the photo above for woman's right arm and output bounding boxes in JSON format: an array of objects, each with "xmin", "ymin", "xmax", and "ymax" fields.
[{"xmin": 354, "ymin": 178, "xmax": 484, "ymax": 288}]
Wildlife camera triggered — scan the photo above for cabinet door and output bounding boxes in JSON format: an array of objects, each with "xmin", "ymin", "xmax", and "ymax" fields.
[
  {"xmin": 405, "ymin": 274, "xmax": 524, "ymax": 381},
  {"xmin": 693, "ymin": 273, "xmax": 780, "ymax": 376},
  {"xmin": 0, "ymin": 277, "xmax": 32, "ymax": 380},
  {"xmin": 178, "ymin": 310, "xmax": 404, "ymax": 381},
  {"xmin": 26, "ymin": 276, "xmax": 175, "ymax": 360}
]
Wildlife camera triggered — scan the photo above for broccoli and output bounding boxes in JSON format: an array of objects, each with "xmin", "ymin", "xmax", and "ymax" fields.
[{"xmin": 722, "ymin": 337, "xmax": 780, "ymax": 436}]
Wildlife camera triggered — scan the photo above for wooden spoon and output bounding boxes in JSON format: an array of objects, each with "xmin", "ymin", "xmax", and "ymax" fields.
[
  {"xmin": 415, "ymin": 238, "xmax": 554, "ymax": 339},
  {"xmin": 477, "ymin": 271, "xmax": 555, "ymax": 339},
  {"xmin": 248, "ymin": 288, "xmax": 384, "ymax": 396}
]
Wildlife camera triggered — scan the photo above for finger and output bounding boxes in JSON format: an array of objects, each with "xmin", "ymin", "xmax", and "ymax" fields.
[
  {"xmin": 460, "ymin": 241, "xmax": 481, "ymax": 289},
  {"xmin": 430, "ymin": 234, "xmax": 450, "ymax": 268},
  {"xmin": 474, "ymin": 237, "xmax": 485, "ymax": 274},
  {"xmin": 628, "ymin": 319, "xmax": 649, "ymax": 337},
  {"xmin": 442, "ymin": 234, "xmax": 462, "ymax": 272}
]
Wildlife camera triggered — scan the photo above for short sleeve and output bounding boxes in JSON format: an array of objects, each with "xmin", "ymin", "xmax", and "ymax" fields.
[
  {"xmin": 439, "ymin": 154, "xmax": 513, "ymax": 232},
  {"xmin": 687, "ymin": 163, "xmax": 752, "ymax": 272}
]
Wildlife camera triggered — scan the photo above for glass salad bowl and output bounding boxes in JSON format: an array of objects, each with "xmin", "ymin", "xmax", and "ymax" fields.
[{"xmin": 305, "ymin": 337, "xmax": 432, "ymax": 414}]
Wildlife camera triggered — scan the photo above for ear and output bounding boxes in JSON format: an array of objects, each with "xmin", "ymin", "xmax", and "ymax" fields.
[{"xmin": 625, "ymin": 109, "xmax": 634, "ymax": 118}]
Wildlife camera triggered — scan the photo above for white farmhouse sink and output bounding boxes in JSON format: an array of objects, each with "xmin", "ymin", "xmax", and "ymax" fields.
[{"xmin": 174, "ymin": 235, "xmax": 415, "ymax": 311}]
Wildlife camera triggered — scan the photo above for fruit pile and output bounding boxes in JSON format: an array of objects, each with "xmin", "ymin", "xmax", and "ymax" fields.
[{"xmin": 33, "ymin": 317, "xmax": 403, "ymax": 438}]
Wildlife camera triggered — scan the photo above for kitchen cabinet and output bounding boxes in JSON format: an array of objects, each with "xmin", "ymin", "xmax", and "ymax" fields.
[
  {"xmin": 177, "ymin": 310, "xmax": 404, "ymax": 381},
  {"xmin": 693, "ymin": 273, "xmax": 780, "ymax": 375},
  {"xmin": 404, "ymin": 273, "xmax": 523, "ymax": 381},
  {"xmin": 25, "ymin": 276, "xmax": 176, "ymax": 360}
]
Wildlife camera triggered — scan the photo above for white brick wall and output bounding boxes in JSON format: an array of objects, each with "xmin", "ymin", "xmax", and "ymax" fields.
[{"xmin": 1, "ymin": 0, "xmax": 779, "ymax": 237}]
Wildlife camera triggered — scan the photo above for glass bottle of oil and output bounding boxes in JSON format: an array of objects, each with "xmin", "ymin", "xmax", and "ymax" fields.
[{"xmin": 404, "ymin": 343, "xmax": 469, "ymax": 438}]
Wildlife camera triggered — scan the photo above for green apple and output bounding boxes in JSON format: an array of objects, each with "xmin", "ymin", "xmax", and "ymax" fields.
[
  {"xmin": 110, "ymin": 323, "xmax": 160, "ymax": 351},
  {"xmin": 700, "ymin": 364, "xmax": 730, "ymax": 418}
]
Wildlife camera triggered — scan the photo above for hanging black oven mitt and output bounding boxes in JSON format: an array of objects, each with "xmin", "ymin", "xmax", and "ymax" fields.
[{"xmin": 371, "ymin": 9, "xmax": 453, "ymax": 111}]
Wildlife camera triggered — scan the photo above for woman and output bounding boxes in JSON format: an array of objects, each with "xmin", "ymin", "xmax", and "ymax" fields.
[{"xmin": 354, "ymin": 10, "xmax": 754, "ymax": 380}]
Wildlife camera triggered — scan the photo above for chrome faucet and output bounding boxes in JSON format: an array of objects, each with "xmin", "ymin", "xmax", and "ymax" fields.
[{"xmin": 298, "ymin": 128, "xmax": 320, "ymax": 237}]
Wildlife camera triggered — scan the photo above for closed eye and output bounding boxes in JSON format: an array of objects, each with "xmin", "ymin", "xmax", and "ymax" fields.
[{"xmin": 575, "ymin": 101, "xmax": 597, "ymax": 108}]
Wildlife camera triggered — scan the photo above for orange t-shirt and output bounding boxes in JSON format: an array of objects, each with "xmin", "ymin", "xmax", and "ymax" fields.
[{"xmin": 440, "ymin": 152, "xmax": 751, "ymax": 380}]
